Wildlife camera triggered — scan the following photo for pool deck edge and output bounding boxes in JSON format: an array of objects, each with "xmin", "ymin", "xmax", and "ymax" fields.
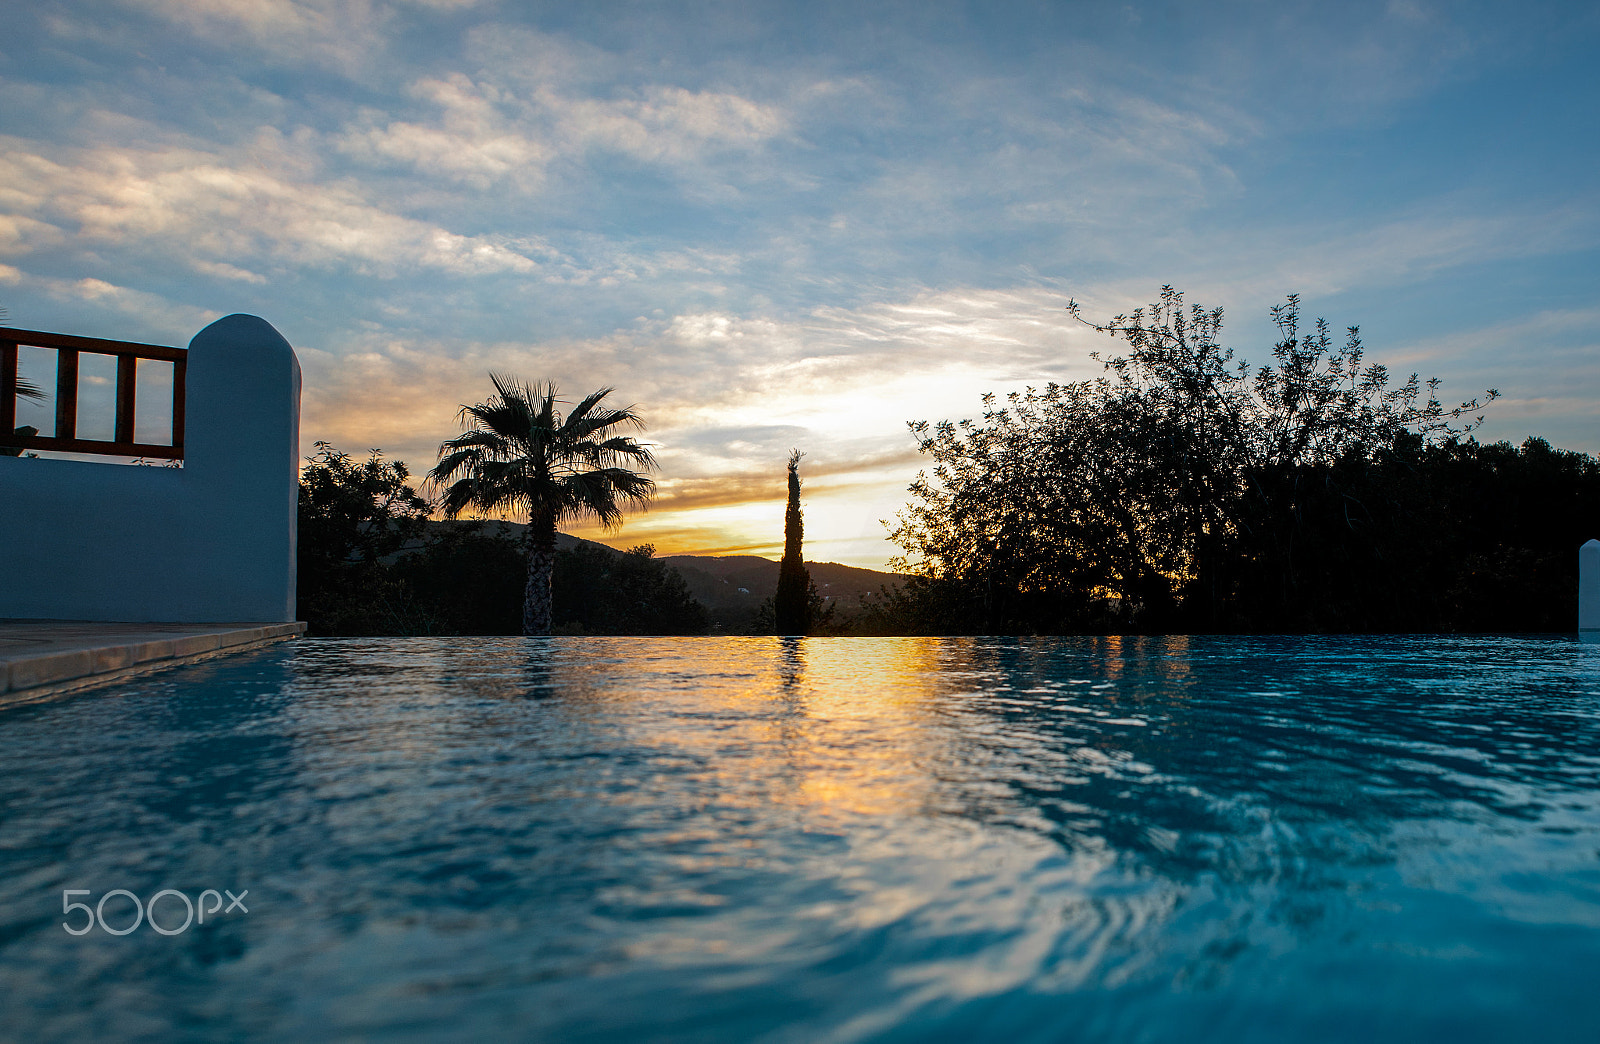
[{"xmin": 0, "ymin": 621, "xmax": 307, "ymax": 707}]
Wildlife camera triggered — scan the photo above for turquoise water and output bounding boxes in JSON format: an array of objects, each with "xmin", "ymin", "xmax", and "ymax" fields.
[{"xmin": 2, "ymin": 636, "xmax": 1599, "ymax": 1042}]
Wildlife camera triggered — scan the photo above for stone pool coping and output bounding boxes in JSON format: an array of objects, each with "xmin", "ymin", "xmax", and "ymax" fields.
[{"xmin": 0, "ymin": 620, "xmax": 306, "ymax": 706}]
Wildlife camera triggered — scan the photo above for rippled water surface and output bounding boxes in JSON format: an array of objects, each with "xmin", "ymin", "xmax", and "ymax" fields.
[{"xmin": 3, "ymin": 636, "xmax": 1600, "ymax": 1042}]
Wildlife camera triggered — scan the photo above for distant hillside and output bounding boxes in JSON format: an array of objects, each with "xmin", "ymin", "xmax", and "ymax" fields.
[
  {"xmin": 400, "ymin": 519, "xmax": 620, "ymax": 555},
  {"xmin": 660, "ymin": 554, "xmax": 900, "ymax": 632},
  {"xmin": 403, "ymin": 520, "xmax": 904, "ymax": 633}
]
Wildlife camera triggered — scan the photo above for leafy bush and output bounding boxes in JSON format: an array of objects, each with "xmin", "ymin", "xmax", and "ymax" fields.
[{"xmin": 886, "ymin": 288, "xmax": 1600, "ymax": 633}]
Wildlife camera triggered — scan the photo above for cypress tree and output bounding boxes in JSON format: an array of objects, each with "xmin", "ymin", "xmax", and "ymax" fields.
[{"xmin": 774, "ymin": 449, "xmax": 810, "ymax": 635}]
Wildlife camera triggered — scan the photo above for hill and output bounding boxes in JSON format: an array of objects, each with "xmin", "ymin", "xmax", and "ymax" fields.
[
  {"xmin": 660, "ymin": 554, "xmax": 898, "ymax": 631},
  {"xmin": 405, "ymin": 520, "xmax": 902, "ymax": 632}
]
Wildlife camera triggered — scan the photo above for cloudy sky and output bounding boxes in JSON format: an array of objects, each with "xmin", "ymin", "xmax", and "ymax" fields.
[{"xmin": 3, "ymin": 0, "xmax": 1597, "ymax": 567}]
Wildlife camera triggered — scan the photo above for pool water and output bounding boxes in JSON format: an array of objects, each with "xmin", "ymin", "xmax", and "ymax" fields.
[{"xmin": 2, "ymin": 636, "xmax": 1599, "ymax": 1042}]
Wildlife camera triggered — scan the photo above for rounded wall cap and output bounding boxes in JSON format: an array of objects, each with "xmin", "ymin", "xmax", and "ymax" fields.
[{"xmin": 189, "ymin": 314, "xmax": 295, "ymax": 358}]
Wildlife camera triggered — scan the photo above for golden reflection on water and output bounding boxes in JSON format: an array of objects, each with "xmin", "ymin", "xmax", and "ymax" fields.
[
  {"xmin": 289, "ymin": 637, "xmax": 1200, "ymax": 818},
  {"xmin": 772, "ymin": 638, "xmax": 963, "ymax": 818},
  {"xmin": 292, "ymin": 636, "xmax": 1198, "ymax": 830},
  {"xmin": 565, "ymin": 637, "xmax": 980, "ymax": 822}
]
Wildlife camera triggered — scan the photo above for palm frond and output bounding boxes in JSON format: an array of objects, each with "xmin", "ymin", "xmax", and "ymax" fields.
[
  {"xmin": 566, "ymin": 435, "xmax": 656, "ymax": 472},
  {"xmin": 459, "ymin": 400, "xmax": 531, "ymax": 444},
  {"xmin": 564, "ymin": 386, "xmax": 614, "ymax": 425},
  {"xmin": 429, "ymin": 374, "xmax": 656, "ymax": 531},
  {"xmin": 438, "ymin": 429, "xmax": 511, "ymax": 456},
  {"xmin": 487, "ymin": 373, "xmax": 556, "ymax": 431},
  {"xmin": 560, "ymin": 387, "xmax": 648, "ymax": 438},
  {"xmin": 559, "ymin": 467, "xmax": 656, "ymax": 529},
  {"xmin": 436, "ymin": 477, "xmax": 482, "ymax": 519}
]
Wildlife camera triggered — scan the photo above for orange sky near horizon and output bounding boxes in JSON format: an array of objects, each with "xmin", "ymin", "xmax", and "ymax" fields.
[{"xmin": 429, "ymin": 452, "xmax": 925, "ymax": 570}]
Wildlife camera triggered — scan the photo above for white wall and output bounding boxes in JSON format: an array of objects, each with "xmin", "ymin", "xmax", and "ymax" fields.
[
  {"xmin": 1582, "ymin": 539, "xmax": 1600, "ymax": 632},
  {"xmin": 0, "ymin": 314, "xmax": 300, "ymax": 623}
]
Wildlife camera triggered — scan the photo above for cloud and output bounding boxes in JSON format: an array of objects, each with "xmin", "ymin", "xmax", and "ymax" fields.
[
  {"xmin": 1214, "ymin": 206, "xmax": 1600, "ymax": 300},
  {"xmin": 1381, "ymin": 305, "xmax": 1600, "ymax": 449},
  {"xmin": 0, "ymin": 138, "xmax": 550, "ymax": 278},
  {"xmin": 646, "ymin": 447, "xmax": 924, "ymax": 513},
  {"xmin": 335, "ymin": 68, "xmax": 787, "ymax": 190},
  {"xmin": 337, "ymin": 76, "xmax": 553, "ymax": 191},
  {"xmin": 555, "ymin": 85, "xmax": 786, "ymax": 162},
  {"xmin": 112, "ymin": 0, "xmax": 391, "ymax": 73},
  {"xmin": 9, "ymin": 271, "xmax": 223, "ymax": 339},
  {"xmin": 0, "ymin": 214, "xmax": 67, "ymax": 257},
  {"xmin": 191, "ymin": 260, "xmax": 269, "ymax": 283},
  {"xmin": 297, "ymin": 281, "xmax": 1109, "ymax": 466}
]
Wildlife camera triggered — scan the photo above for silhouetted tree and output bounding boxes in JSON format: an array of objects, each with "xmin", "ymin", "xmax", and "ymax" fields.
[
  {"xmin": 1422, "ymin": 436, "xmax": 1600, "ymax": 631},
  {"xmin": 297, "ymin": 442, "xmax": 432, "ymax": 634},
  {"xmin": 428, "ymin": 375, "xmax": 655, "ymax": 635},
  {"xmin": 774, "ymin": 449, "xmax": 811, "ymax": 634},
  {"xmin": 756, "ymin": 577, "xmax": 838, "ymax": 635},
  {"xmin": 393, "ymin": 521, "xmax": 524, "ymax": 635},
  {"xmin": 891, "ymin": 288, "xmax": 1502, "ymax": 633},
  {"xmin": 552, "ymin": 544, "xmax": 710, "ymax": 635}
]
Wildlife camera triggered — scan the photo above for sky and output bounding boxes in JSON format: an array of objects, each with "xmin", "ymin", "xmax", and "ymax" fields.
[{"xmin": 3, "ymin": 0, "xmax": 1597, "ymax": 568}]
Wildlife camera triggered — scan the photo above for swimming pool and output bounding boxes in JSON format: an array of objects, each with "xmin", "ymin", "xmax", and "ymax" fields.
[{"xmin": 2, "ymin": 636, "xmax": 1598, "ymax": 1041}]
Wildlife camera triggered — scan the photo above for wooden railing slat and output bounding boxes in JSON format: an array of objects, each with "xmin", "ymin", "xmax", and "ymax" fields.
[
  {"xmin": 0, "ymin": 327, "xmax": 186, "ymax": 362},
  {"xmin": 0, "ymin": 433, "xmax": 184, "ymax": 459},
  {"xmin": 55, "ymin": 349, "xmax": 78, "ymax": 441},
  {"xmin": 115, "ymin": 354, "xmax": 137, "ymax": 444},
  {"xmin": 0, "ymin": 341, "xmax": 16, "ymax": 433}
]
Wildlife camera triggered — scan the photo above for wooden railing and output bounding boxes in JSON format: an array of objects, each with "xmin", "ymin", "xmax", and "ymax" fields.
[{"xmin": 0, "ymin": 328, "xmax": 186, "ymax": 460}]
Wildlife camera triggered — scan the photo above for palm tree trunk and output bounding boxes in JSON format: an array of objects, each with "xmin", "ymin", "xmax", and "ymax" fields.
[{"xmin": 524, "ymin": 515, "xmax": 557, "ymax": 636}]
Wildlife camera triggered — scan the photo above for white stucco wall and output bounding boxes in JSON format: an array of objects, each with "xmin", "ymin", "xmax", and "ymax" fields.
[
  {"xmin": 1582, "ymin": 539, "xmax": 1600, "ymax": 632},
  {"xmin": 0, "ymin": 314, "xmax": 300, "ymax": 623}
]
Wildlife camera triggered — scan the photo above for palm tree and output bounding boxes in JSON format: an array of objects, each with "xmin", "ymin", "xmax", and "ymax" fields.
[{"xmin": 428, "ymin": 374, "xmax": 656, "ymax": 635}]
